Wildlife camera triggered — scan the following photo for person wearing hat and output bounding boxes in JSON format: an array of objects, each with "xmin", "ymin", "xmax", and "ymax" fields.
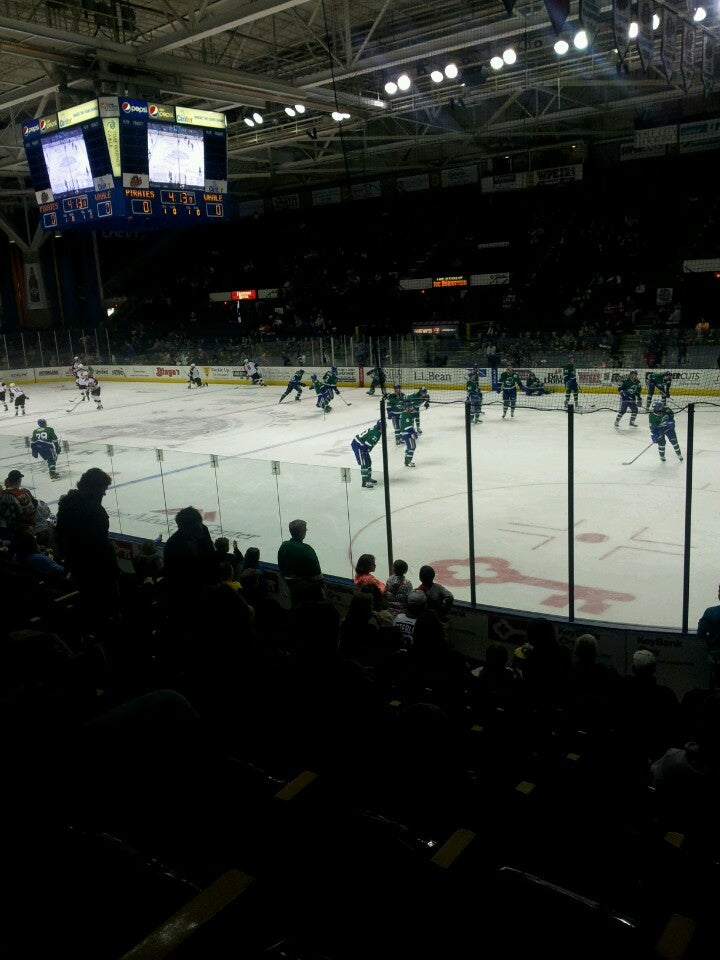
[
  {"xmin": 8, "ymin": 382, "xmax": 28, "ymax": 416},
  {"xmin": 0, "ymin": 470, "xmax": 37, "ymax": 541},
  {"xmin": 30, "ymin": 418, "xmax": 61, "ymax": 480},
  {"xmin": 619, "ymin": 648, "xmax": 680, "ymax": 762}
]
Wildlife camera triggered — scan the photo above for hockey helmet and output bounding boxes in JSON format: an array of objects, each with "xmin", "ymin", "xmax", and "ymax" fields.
[
  {"xmin": 393, "ymin": 382, "xmax": 402, "ymax": 390},
  {"xmin": 37, "ymin": 419, "xmax": 47, "ymax": 427},
  {"xmin": 311, "ymin": 373, "xmax": 318, "ymax": 381},
  {"xmin": 331, "ymin": 365, "xmax": 338, "ymax": 373},
  {"xmin": 652, "ymin": 400, "xmax": 664, "ymax": 411},
  {"xmin": 76, "ymin": 363, "xmax": 84, "ymax": 369},
  {"xmin": 73, "ymin": 356, "xmax": 79, "ymax": 360},
  {"xmin": 629, "ymin": 369, "xmax": 638, "ymax": 376},
  {"xmin": 664, "ymin": 370, "xmax": 672, "ymax": 377},
  {"xmin": 298, "ymin": 369, "xmax": 305, "ymax": 376},
  {"xmin": 376, "ymin": 420, "xmax": 382, "ymax": 430},
  {"xmin": 9, "ymin": 382, "xmax": 15, "ymax": 388},
  {"xmin": 244, "ymin": 358, "xmax": 250, "ymax": 364}
]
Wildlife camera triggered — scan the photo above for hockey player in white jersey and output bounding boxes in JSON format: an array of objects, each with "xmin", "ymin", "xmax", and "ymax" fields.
[
  {"xmin": 244, "ymin": 359, "xmax": 266, "ymax": 386},
  {"xmin": 187, "ymin": 363, "xmax": 206, "ymax": 388},
  {"xmin": 0, "ymin": 380, "xmax": 8, "ymax": 412},
  {"xmin": 86, "ymin": 372, "xmax": 103, "ymax": 410},
  {"xmin": 9, "ymin": 383, "xmax": 28, "ymax": 416},
  {"xmin": 75, "ymin": 364, "xmax": 90, "ymax": 400}
]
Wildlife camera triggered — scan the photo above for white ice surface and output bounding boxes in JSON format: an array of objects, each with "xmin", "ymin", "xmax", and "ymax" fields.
[{"xmin": 1, "ymin": 380, "xmax": 718, "ymax": 631}]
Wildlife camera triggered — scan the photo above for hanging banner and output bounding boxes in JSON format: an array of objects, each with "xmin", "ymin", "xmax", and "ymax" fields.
[
  {"xmin": 681, "ymin": 18, "xmax": 696, "ymax": 92},
  {"xmin": 702, "ymin": 34, "xmax": 715, "ymax": 96},
  {"xmin": 613, "ymin": 0, "xmax": 631, "ymax": 61},
  {"xmin": 636, "ymin": 0, "xmax": 655, "ymax": 73},
  {"xmin": 580, "ymin": 0, "xmax": 601, "ymax": 46},
  {"xmin": 25, "ymin": 263, "xmax": 47, "ymax": 310},
  {"xmin": 659, "ymin": 10, "xmax": 678, "ymax": 82}
]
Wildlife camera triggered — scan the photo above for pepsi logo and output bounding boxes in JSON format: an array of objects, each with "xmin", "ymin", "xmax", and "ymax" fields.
[
  {"xmin": 39, "ymin": 118, "xmax": 46, "ymax": 130},
  {"xmin": 22, "ymin": 125, "xmax": 29, "ymax": 135},
  {"xmin": 149, "ymin": 104, "xmax": 158, "ymax": 117},
  {"xmin": 121, "ymin": 101, "xmax": 131, "ymax": 112}
]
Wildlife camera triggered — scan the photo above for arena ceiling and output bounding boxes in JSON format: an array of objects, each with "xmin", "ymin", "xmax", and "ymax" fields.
[{"xmin": 1, "ymin": 0, "xmax": 719, "ymax": 238}]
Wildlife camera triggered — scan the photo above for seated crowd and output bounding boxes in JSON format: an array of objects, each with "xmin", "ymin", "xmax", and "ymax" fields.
[{"xmin": 1, "ymin": 467, "xmax": 720, "ymax": 955}]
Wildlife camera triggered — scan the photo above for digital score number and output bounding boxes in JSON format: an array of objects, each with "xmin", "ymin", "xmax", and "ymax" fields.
[
  {"xmin": 160, "ymin": 190, "xmax": 196, "ymax": 206},
  {"xmin": 62, "ymin": 196, "xmax": 89, "ymax": 212}
]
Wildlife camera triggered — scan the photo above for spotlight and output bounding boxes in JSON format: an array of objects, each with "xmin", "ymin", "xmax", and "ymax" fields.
[
  {"xmin": 331, "ymin": 111, "xmax": 351, "ymax": 121},
  {"xmin": 554, "ymin": 39, "xmax": 569, "ymax": 55},
  {"xmin": 252, "ymin": 111, "xmax": 263, "ymax": 124},
  {"xmin": 384, "ymin": 80, "xmax": 398, "ymax": 95},
  {"xmin": 295, "ymin": 104, "xmax": 306, "ymax": 114},
  {"xmin": 628, "ymin": 21, "xmax": 639, "ymax": 39},
  {"xmin": 573, "ymin": 29, "xmax": 588, "ymax": 50},
  {"xmin": 284, "ymin": 106, "xmax": 296, "ymax": 117},
  {"xmin": 694, "ymin": 6, "xmax": 707, "ymax": 23},
  {"xmin": 653, "ymin": 13, "xmax": 660, "ymax": 29},
  {"xmin": 430, "ymin": 69, "xmax": 444, "ymax": 83},
  {"xmin": 502, "ymin": 48, "xmax": 517, "ymax": 65},
  {"xmin": 444, "ymin": 62, "xmax": 459, "ymax": 79},
  {"xmin": 490, "ymin": 56, "xmax": 504, "ymax": 70},
  {"xmin": 243, "ymin": 116, "xmax": 255, "ymax": 127},
  {"xmin": 397, "ymin": 73, "xmax": 412, "ymax": 91}
]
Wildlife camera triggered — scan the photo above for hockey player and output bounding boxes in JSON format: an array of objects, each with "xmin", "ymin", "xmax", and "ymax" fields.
[
  {"xmin": 525, "ymin": 372, "xmax": 548, "ymax": 396},
  {"xmin": 244, "ymin": 358, "xmax": 265, "ymax": 386},
  {"xmin": 649, "ymin": 400, "xmax": 683, "ymax": 462},
  {"xmin": 75, "ymin": 364, "xmax": 90, "ymax": 400},
  {"xmin": 497, "ymin": 365, "xmax": 525, "ymax": 419},
  {"xmin": 0, "ymin": 380, "xmax": 8, "ymax": 412},
  {"xmin": 351, "ymin": 420, "xmax": 382, "ymax": 489},
  {"xmin": 398, "ymin": 399, "xmax": 418, "ymax": 467},
  {"xmin": 466, "ymin": 372, "xmax": 482, "ymax": 424},
  {"xmin": 615, "ymin": 370, "xmax": 642, "ymax": 429},
  {"xmin": 366, "ymin": 365, "xmax": 387, "ymax": 398},
  {"xmin": 322, "ymin": 365, "xmax": 341, "ymax": 397},
  {"xmin": 387, "ymin": 383, "xmax": 407, "ymax": 445},
  {"xmin": 30, "ymin": 418, "xmax": 61, "ymax": 479},
  {"xmin": 9, "ymin": 383, "xmax": 28, "ymax": 416},
  {"xmin": 70, "ymin": 356, "xmax": 83, "ymax": 377},
  {"xmin": 86, "ymin": 372, "xmax": 103, "ymax": 410},
  {"xmin": 310, "ymin": 373, "xmax": 333, "ymax": 412},
  {"xmin": 563, "ymin": 356, "xmax": 579, "ymax": 408},
  {"xmin": 645, "ymin": 370, "xmax": 673, "ymax": 410},
  {"xmin": 406, "ymin": 386, "xmax": 430, "ymax": 433},
  {"xmin": 279, "ymin": 369, "xmax": 306, "ymax": 403},
  {"xmin": 187, "ymin": 363, "xmax": 205, "ymax": 388}
]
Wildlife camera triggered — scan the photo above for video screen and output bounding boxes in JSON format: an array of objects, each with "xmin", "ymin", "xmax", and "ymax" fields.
[
  {"xmin": 148, "ymin": 122, "xmax": 205, "ymax": 188},
  {"xmin": 41, "ymin": 129, "xmax": 94, "ymax": 197}
]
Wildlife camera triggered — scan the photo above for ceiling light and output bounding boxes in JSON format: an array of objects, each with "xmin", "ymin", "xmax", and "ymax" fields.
[
  {"xmin": 554, "ymin": 39, "xmax": 569, "ymax": 55},
  {"xmin": 243, "ymin": 116, "xmax": 255, "ymax": 127},
  {"xmin": 294, "ymin": 104, "xmax": 305, "ymax": 114},
  {"xmin": 384, "ymin": 80, "xmax": 398, "ymax": 95},
  {"xmin": 502, "ymin": 48, "xmax": 517, "ymax": 65},
  {"xmin": 397, "ymin": 73, "xmax": 412, "ymax": 91},
  {"xmin": 444, "ymin": 63, "xmax": 459, "ymax": 79},
  {"xmin": 284, "ymin": 106, "xmax": 296, "ymax": 117},
  {"xmin": 573, "ymin": 29, "xmax": 588, "ymax": 50},
  {"xmin": 694, "ymin": 6, "xmax": 707, "ymax": 22},
  {"xmin": 331, "ymin": 111, "xmax": 351, "ymax": 121},
  {"xmin": 252, "ymin": 111, "xmax": 263, "ymax": 124},
  {"xmin": 490, "ymin": 56, "xmax": 504, "ymax": 70},
  {"xmin": 628, "ymin": 21, "xmax": 639, "ymax": 39},
  {"xmin": 653, "ymin": 13, "xmax": 660, "ymax": 29},
  {"xmin": 430, "ymin": 69, "xmax": 444, "ymax": 83}
]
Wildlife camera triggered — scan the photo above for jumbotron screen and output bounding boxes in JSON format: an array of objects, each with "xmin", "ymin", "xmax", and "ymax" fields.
[{"xmin": 23, "ymin": 97, "xmax": 228, "ymax": 231}]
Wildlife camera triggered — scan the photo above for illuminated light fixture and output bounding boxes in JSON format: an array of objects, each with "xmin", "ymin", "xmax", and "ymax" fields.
[
  {"xmin": 284, "ymin": 106, "xmax": 296, "ymax": 117},
  {"xmin": 628, "ymin": 21, "xmax": 639, "ymax": 39},
  {"xmin": 397, "ymin": 73, "xmax": 412, "ymax": 91},
  {"xmin": 252, "ymin": 111, "xmax": 263, "ymax": 124},
  {"xmin": 243, "ymin": 116, "xmax": 255, "ymax": 127},
  {"xmin": 653, "ymin": 13, "xmax": 660, "ymax": 29},
  {"xmin": 294, "ymin": 104, "xmax": 305, "ymax": 114},
  {"xmin": 331, "ymin": 111, "xmax": 351, "ymax": 121},
  {"xmin": 430, "ymin": 69, "xmax": 444, "ymax": 82},
  {"xmin": 444, "ymin": 62, "xmax": 459, "ymax": 79},
  {"xmin": 490, "ymin": 55, "xmax": 504, "ymax": 70},
  {"xmin": 694, "ymin": 6, "xmax": 707, "ymax": 22},
  {"xmin": 384, "ymin": 80, "xmax": 398, "ymax": 95},
  {"xmin": 502, "ymin": 47, "xmax": 517, "ymax": 65},
  {"xmin": 573, "ymin": 29, "xmax": 588, "ymax": 50},
  {"xmin": 554, "ymin": 39, "xmax": 569, "ymax": 55}
]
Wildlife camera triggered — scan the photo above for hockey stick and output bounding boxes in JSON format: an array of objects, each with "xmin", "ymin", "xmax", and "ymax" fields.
[
  {"xmin": 65, "ymin": 394, "xmax": 85, "ymax": 413},
  {"xmin": 338, "ymin": 393, "xmax": 352, "ymax": 406},
  {"xmin": 623, "ymin": 441, "xmax": 655, "ymax": 466}
]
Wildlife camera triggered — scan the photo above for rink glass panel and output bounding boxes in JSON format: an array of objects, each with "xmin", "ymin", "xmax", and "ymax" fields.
[
  {"xmin": 212, "ymin": 455, "xmax": 286, "ymax": 560},
  {"xmin": 688, "ymin": 407, "xmax": 720, "ymax": 634}
]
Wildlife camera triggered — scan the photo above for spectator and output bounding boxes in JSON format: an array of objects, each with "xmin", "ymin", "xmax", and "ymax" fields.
[
  {"xmin": 417, "ymin": 565, "xmax": 453, "ymax": 622},
  {"xmin": 359, "ymin": 582, "xmax": 395, "ymax": 628},
  {"xmin": 354, "ymin": 553, "xmax": 385, "ymax": 593},
  {"xmin": 0, "ymin": 470, "xmax": 37, "ymax": 543},
  {"xmin": 620, "ymin": 649, "xmax": 680, "ymax": 763},
  {"xmin": 392, "ymin": 589, "xmax": 427, "ymax": 647},
  {"xmin": 697, "ymin": 582, "xmax": 720, "ymax": 677},
  {"xmin": 385, "ymin": 559, "xmax": 413, "ymax": 616},
  {"xmin": 55, "ymin": 467, "xmax": 119, "ymax": 615},
  {"xmin": 132, "ymin": 538, "xmax": 163, "ymax": 584},
  {"xmin": 162, "ymin": 506, "xmax": 217, "ymax": 592},
  {"xmin": 214, "ymin": 535, "xmax": 242, "ymax": 577},
  {"xmin": 277, "ymin": 518, "xmax": 323, "ymax": 607},
  {"xmin": 13, "ymin": 530, "xmax": 67, "ymax": 585}
]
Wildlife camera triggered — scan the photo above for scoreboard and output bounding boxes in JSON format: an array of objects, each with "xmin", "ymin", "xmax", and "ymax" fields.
[{"xmin": 23, "ymin": 97, "xmax": 228, "ymax": 231}]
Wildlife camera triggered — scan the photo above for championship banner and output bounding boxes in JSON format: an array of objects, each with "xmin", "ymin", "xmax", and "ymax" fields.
[
  {"xmin": 636, "ymin": 0, "xmax": 654, "ymax": 73},
  {"xmin": 613, "ymin": 0, "xmax": 631, "ymax": 61},
  {"xmin": 702, "ymin": 35, "xmax": 715, "ymax": 96},
  {"xmin": 659, "ymin": 9, "xmax": 678, "ymax": 82},
  {"xmin": 681, "ymin": 18, "xmax": 696, "ymax": 92}
]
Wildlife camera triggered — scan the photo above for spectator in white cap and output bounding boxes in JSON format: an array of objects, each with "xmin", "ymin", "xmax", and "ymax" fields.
[
  {"xmin": 392, "ymin": 589, "xmax": 426, "ymax": 648},
  {"xmin": 619, "ymin": 648, "xmax": 680, "ymax": 763}
]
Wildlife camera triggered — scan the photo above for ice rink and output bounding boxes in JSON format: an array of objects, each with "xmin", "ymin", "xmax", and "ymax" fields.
[{"xmin": 1, "ymin": 378, "xmax": 718, "ymax": 632}]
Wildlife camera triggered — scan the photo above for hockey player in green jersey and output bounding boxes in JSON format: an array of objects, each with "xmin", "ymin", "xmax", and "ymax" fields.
[
  {"xmin": 387, "ymin": 383, "xmax": 406, "ymax": 445},
  {"xmin": 645, "ymin": 370, "xmax": 673, "ymax": 410},
  {"xmin": 497, "ymin": 365, "xmax": 525, "ymax": 418},
  {"xmin": 30, "ymin": 418, "xmax": 61, "ymax": 479},
  {"xmin": 563, "ymin": 357, "xmax": 579, "ymax": 408},
  {"xmin": 322, "ymin": 365, "xmax": 341, "ymax": 397},
  {"xmin": 466, "ymin": 372, "xmax": 482, "ymax": 423},
  {"xmin": 615, "ymin": 370, "xmax": 642, "ymax": 428},
  {"xmin": 649, "ymin": 400, "xmax": 683, "ymax": 462},
  {"xmin": 398, "ymin": 400, "xmax": 419, "ymax": 467},
  {"xmin": 525, "ymin": 372, "xmax": 548, "ymax": 396},
  {"xmin": 366, "ymin": 365, "xmax": 387, "ymax": 397},
  {"xmin": 406, "ymin": 387, "xmax": 430, "ymax": 434},
  {"xmin": 351, "ymin": 420, "xmax": 382, "ymax": 488}
]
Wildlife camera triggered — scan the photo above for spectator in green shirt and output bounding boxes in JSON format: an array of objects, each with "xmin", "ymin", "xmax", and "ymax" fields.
[{"xmin": 277, "ymin": 518, "xmax": 323, "ymax": 606}]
